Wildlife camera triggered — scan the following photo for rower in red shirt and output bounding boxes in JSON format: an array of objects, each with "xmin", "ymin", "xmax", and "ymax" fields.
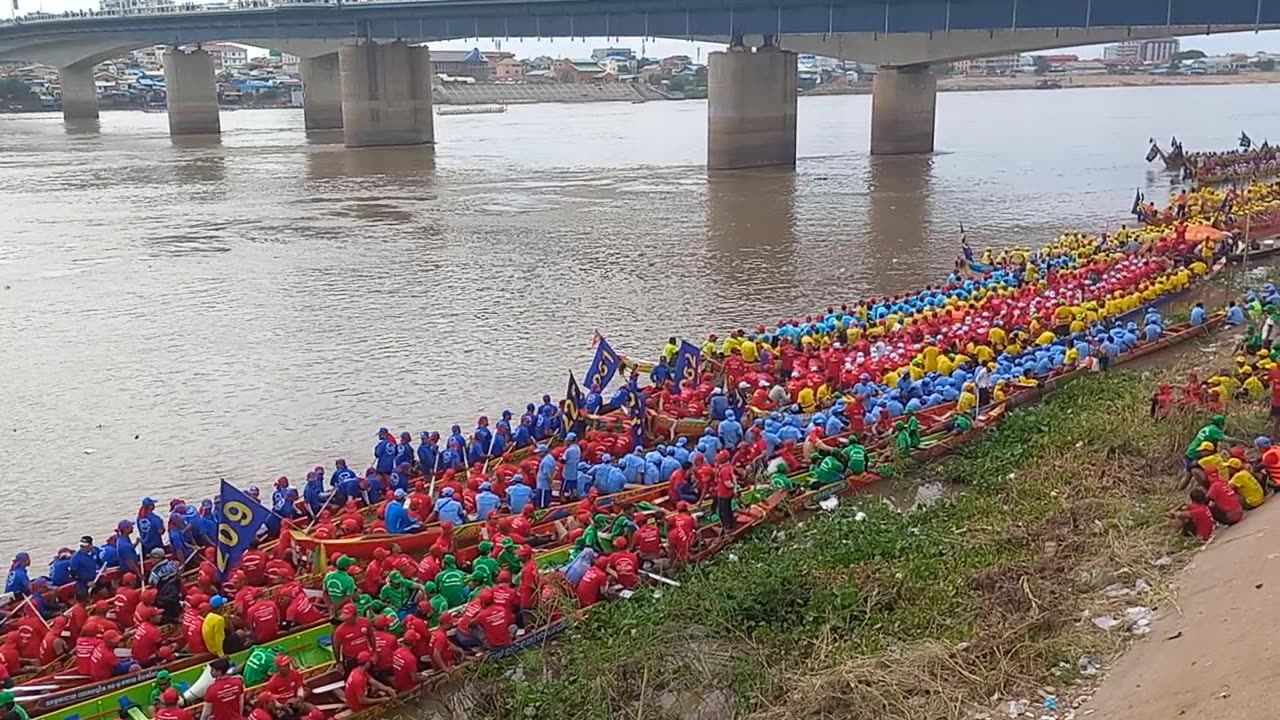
[
  {"xmin": 131, "ymin": 606, "xmax": 165, "ymax": 666},
  {"xmin": 491, "ymin": 570, "xmax": 517, "ymax": 611},
  {"xmin": 343, "ymin": 652, "xmax": 394, "ymax": 711},
  {"xmin": 247, "ymin": 594, "xmax": 282, "ymax": 644},
  {"xmin": 265, "ymin": 655, "xmax": 305, "ymax": 698},
  {"xmin": 633, "ymin": 514, "xmax": 662, "ymax": 559},
  {"xmin": 429, "ymin": 614, "xmax": 459, "ymax": 672},
  {"xmin": 74, "ymin": 629, "xmax": 102, "ymax": 675},
  {"xmin": 282, "ymin": 585, "xmax": 324, "ymax": 627},
  {"xmin": 202, "ymin": 658, "xmax": 245, "ymax": 720},
  {"xmin": 415, "ymin": 547, "xmax": 443, "ymax": 583},
  {"xmin": 155, "ymin": 688, "xmax": 193, "ymax": 720},
  {"xmin": 181, "ymin": 602, "xmax": 208, "ymax": 654},
  {"xmin": 332, "ymin": 605, "xmax": 375, "ymax": 669},
  {"xmin": 13, "ymin": 611, "xmax": 45, "ymax": 659},
  {"xmin": 474, "ymin": 596, "xmax": 515, "ymax": 649},
  {"xmin": 88, "ymin": 630, "xmax": 123, "ymax": 681},
  {"xmin": 111, "ymin": 573, "xmax": 141, "ymax": 628},
  {"xmin": 39, "ymin": 616, "xmax": 70, "ymax": 665},
  {"xmin": 517, "ymin": 546, "xmax": 539, "ymax": 611},
  {"xmin": 359, "ymin": 548, "xmax": 390, "ymax": 595},
  {"xmin": 371, "ymin": 615, "xmax": 398, "ymax": 672},
  {"xmin": 389, "ymin": 633, "xmax": 423, "ymax": 691},
  {"xmin": 238, "ymin": 547, "xmax": 268, "ymax": 587},
  {"xmin": 606, "ymin": 536, "xmax": 640, "ymax": 589},
  {"xmin": 575, "ymin": 557, "xmax": 610, "ymax": 608},
  {"xmin": 402, "ymin": 611, "xmax": 433, "ymax": 659}
]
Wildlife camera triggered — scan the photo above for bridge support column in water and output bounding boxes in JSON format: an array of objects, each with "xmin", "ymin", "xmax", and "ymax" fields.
[
  {"xmin": 59, "ymin": 61, "xmax": 98, "ymax": 121},
  {"xmin": 163, "ymin": 47, "xmax": 220, "ymax": 136},
  {"xmin": 339, "ymin": 41, "xmax": 434, "ymax": 149},
  {"xmin": 706, "ymin": 37, "xmax": 797, "ymax": 171},
  {"xmin": 301, "ymin": 53, "xmax": 343, "ymax": 131},
  {"xmin": 870, "ymin": 66, "xmax": 936, "ymax": 155}
]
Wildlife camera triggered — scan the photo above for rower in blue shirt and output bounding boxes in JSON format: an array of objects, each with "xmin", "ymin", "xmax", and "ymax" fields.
[
  {"xmin": 435, "ymin": 487, "xmax": 466, "ymax": 525},
  {"xmin": 385, "ymin": 489, "xmax": 421, "ymax": 533},
  {"xmin": 506, "ymin": 475, "xmax": 533, "ymax": 514},
  {"xmin": 718, "ymin": 410, "xmax": 743, "ymax": 448},
  {"xmin": 590, "ymin": 456, "xmax": 614, "ymax": 494},
  {"xmin": 390, "ymin": 463, "xmax": 412, "ymax": 493},
  {"xmin": 489, "ymin": 431, "xmax": 507, "ymax": 459},
  {"xmin": 113, "ymin": 520, "xmax": 141, "ymax": 576},
  {"xmin": 700, "ymin": 426, "xmax": 722, "ymax": 457},
  {"xmin": 604, "ymin": 463, "xmax": 626, "ymax": 495},
  {"xmin": 659, "ymin": 452, "xmax": 681, "ymax": 484},
  {"xmin": 5, "ymin": 552, "xmax": 31, "ymax": 596},
  {"xmin": 475, "ymin": 482, "xmax": 501, "ymax": 520},
  {"xmin": 512, "ymin": 419, "xmax": 533, "ymax": 450},
  {"xmin": 474, "ymin": 419, "xmax": 494, "ymax": 455},
  {"xmin": 416, "ymin": 433, "xmax": 439, "ymax": 474},
  {"xmin": 1226, "ymin": 301, "xmax": 1245, "ymax": 326},
  {"xmin": 671, "ymin": 437, "xmax": 691, "ymax": 464},
  {"xmin": 440, "ymin": 440, "xmax": 464, "ymax": 472},
  {"xmin": 620, "ymin": 452, "xmax": 645, "ymax": 484},
  {"xmin": 394, "ymin": 432, "xmax": 415, "ymax": 468},
  {"xmin": 536, "ymin": 445, "xmax": 557, "ymax": 507},
  {"xmin": 375, "ymin": 434, "xmax": 399, "ymax": 476},
  {"xmin": 304, "ymin": 473, "xmax": 327, "ymax": 516},
  {"xmin": 136, "ymin": 497, "xmax": 165, "ymax": 555},
  {"xmin": 642, "ymin": 461, "xmax": 660, "ymax": 485},
  {"xmin": 585, "ymin": 383, "xmax": 603, "ymax": 414},
  {"xmin": 708, "ymin": 388, "xmax": 728, "ymax": 421},
  {"xmin": 365, "ymin": 473, "xmax": 387, "ymax": 503},
  {"xmin": 538, "ymin": 394, "xmax": 556, "ymax": 418},
  {"xmin": 338, "ymin": 472, "xmax": 362, "ymax": 504},
  {"xmin": 1190, "ymin": 302, "xmax": 1206, "ymax": 326},
  {"xmin": 69, "ymin": 536, "xmax": 100, "ymax": 596},
  {"xmin": 496, "ymin": 410, "xmax": 513, "ymax": 440},
  {"xmin": 48, "ymin": 548, "xmax": 72, "ymax": 586},
  {"xmin": 467, "ymin": 440, "xmax": 486, "ymax": 467},
  {"xmin": 166, "ymin": 515, "xmax": 192, "ymax": 562},
  {"xmin": 562, "ymin": 434, "xmax": 582, "ymax": 497}
]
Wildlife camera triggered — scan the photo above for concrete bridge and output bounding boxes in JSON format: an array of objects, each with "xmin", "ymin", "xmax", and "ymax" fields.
[{"xmin": 2, "ymin": 0, "xmax": 1278, "ymax": 168}]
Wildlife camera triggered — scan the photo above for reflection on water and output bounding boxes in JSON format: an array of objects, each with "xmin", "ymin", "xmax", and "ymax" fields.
[{"xmin": 0, "ymin": 84, "xmax": 1277, "ymax": 559}]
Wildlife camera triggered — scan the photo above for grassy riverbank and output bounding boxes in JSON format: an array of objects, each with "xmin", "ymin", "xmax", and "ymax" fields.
[{"xmin": 452, "ymin": 361, "xmax": 1268, "ymax": 720}]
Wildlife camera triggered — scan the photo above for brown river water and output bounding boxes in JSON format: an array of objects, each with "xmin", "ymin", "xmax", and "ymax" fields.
[{"xmin": 1, "ymin": 83, "xmax": 1277, "ymax": 562}]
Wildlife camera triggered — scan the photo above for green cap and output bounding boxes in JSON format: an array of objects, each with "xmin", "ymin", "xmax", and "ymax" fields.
[
  {"xmin": 336, "ymin": 556, "xmax": 354, "ymax": 570},
  {"xmin": 156, "ymin": 670, "xmax": 171, "ymax": 681},
  {"xmin": 0, "ymin": 690, "xmax": 14, "ymax": 706},
  {"xmin": 387, "ymin": 570, "xmax": 403, "ymax": 583}
]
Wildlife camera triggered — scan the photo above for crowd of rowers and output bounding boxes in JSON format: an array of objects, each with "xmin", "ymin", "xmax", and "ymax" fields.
[
  {"xmin": 1137, "ymin": 180, "xmax": 1280, "ymax": 229},
  {"xmin": 1187, "ymin": 144, "xmax": 1280, "ymax": 183},
  {"xmin": 0, "ymin": 449, "xmax": 747, "ymax": 720},
  {"xmin": 1167, "ymin": 284, "xmax": 1280, "ymax": 541},
  {"xmin": 3, "ymin": 230, "xmax": 1221, "ymax": 599},
  {"xmin": 0, "ymin": 227, "xmax": 1240, "ymax": 719}
]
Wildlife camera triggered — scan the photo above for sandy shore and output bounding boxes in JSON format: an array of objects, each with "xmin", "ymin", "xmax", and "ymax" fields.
[{"xmin": 1084, "ymin": 499, "xmax": 1280, "ymax": 719}]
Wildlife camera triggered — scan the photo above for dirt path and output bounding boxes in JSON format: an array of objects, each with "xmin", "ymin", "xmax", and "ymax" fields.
[{"xmin": 1084, "ymin": 500, "xmax": 1280, "ymax": 719}]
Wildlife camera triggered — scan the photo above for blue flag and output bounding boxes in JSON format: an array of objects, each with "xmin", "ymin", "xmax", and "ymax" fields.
[
  {"xmin": 215, "ymin": 480, "xmax": 271, "ymax": 581},
  {"xmin": 561, "ymin": 372, "xmax": 587, "ymax": 437},
  {"xmin": 585, "ymin": 335, "xmax": 622, "ymax": 391},
  {"xmin": 672, "ymin": 340, "xmax": 701, "ymax": 388}
]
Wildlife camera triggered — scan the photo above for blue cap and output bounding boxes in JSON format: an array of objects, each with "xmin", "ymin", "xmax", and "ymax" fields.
[
  {"xmin": 537, "ymin": 444, "xmax": 549, "ymax": 452},
  {"xmin": 565, "ymin": 432, "xmax": 577, "ymax": 441},
  {"xmin": 394, "ymin": 488, "xmax": 406, "ymax": 499},
  {"xmin": 210, "ymin": 595, "xmax": 227, "ymax": 609},
  {"xmin": 480, "ymin": 482, "xmax": 492, "ymax": 491},
  {"xmin": 378, "ymin": 427, "xmax": 389, "ymax": 435},
  {"xmin": 117, "ymin": 519, "xmax": 134, "ymax": 530},
  {"xmin": 421, "ymin": 431, "xmax": 430, "ymax": 438},
  {"xmin": 141, "ymin": 497, "xmax": 155, "ymax": 506},
  {"xmin": 442, "ymin": 487, "xmax": 455, "ymax": 496},
  {"xmin": 14, "ymin": 552, "xmax": 29, "ymax": 562}
]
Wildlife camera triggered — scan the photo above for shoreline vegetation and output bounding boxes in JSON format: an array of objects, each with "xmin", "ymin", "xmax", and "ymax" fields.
[{"xmin": 425, "ymin": 344, "xmax": 1270, "ymax": 720}]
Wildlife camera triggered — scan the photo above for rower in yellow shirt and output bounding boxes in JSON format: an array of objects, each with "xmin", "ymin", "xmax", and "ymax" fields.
[
  {"xmin": 797, "ymin": 386, "xmax": 816, "ymax": 413},
  {"xmin": 956, "ymin": 383, "xmax": 978, "ymax": 413},
  {"xmin": 740, "ymin": 339, "xmax": 759, "ymax": 364},
  {"xmin": 988, "ymin": 325, "xmax": 1007, "ymax": 349},
  {"xmin": 922, "ymin": 344, "xmax": 941, "ymax": 373},
  {"xmin": 936, "ymin": 354, "xmax": 954, "ymax": 377},
  {"xmin": 1069, "ymin": 314, "xmax": 1086, "ymax": 334},
  {"xmin": 815, "ymin": 383, "xmax": 832, "ymax": 405},
  {"xmin": 1227, "ymin": 458, "xmax": 1266, "ymax": 509},
  {"xmin": 1242, "ymin": 368, "xmax": 1265, "ymax": 400},
  {"xmin": 700, "ymin": 335, "xmax": 718, "ymax": 358},
  {"xmin": 662, "ymin": 338, "xmax": 679, "ymax": 362},
  {"xmin": 1036, "ymin": 329, "xmax": 1057, "ymax": 346},
  {"xmin": 974, "ymin": 344, "xmax": 994, "ymax": 363},
  {"xmin": 202, "ymin": 596, "xmax": 229, "ymax": 656}
]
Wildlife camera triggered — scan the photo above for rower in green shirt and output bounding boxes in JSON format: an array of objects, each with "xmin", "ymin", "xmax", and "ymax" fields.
[
  {"xmin": 323, "ymin": 556, "xmax": 358, "ymax": 607},
  {"xmin": 0, "ymin": 690, "xmax": 30, "ymax": 720},
  {"xmin": 147, "ymin": 670, "xmax": 173, "ymax": 710},
  {"xmin": 435, "ymin": 555, "xmax": 469, "ymax": 607},
  {"xmin": 379, "ymin": 570, "xmax": 417, "ymax": 612},
  {"xmin": 811, "ymin": 455, "xmax": 845, "ymax": 485},
  {"xmin": 842, "ymin": 441, "xmax": 871, "ymax": 475},
  {"xmin": 243, "ymin": 645, "xmax": 283, "ymax": 686}
]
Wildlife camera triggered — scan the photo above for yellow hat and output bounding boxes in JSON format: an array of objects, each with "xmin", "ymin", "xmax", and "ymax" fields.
[
  {"xmin": 1227, "ymin": 457, "xmax": 1244, "ymax": 469},
  {"xmin": 1198, "ymin": 441, "xmax": 1216, "ymax": 452},
  {"xmin": 1241, "ymin": 366, "xmax": 1254, "ymax": 375}
]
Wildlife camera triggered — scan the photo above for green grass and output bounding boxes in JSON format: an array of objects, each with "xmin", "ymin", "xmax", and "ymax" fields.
[{"xmin": 453, "ymin": 367, "xmax": 1269, "ymax": 720}]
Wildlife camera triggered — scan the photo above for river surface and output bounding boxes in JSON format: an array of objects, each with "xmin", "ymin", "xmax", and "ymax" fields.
[{"xmin": 1, "ymin": 83, "xmax": 1277, "ymax": 562}]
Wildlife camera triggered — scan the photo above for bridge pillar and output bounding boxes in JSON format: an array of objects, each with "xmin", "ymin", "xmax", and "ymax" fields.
[
  {"xmin": 870, "ymin": 66, "xmax": 936, "ymax": 155},
  {"xmin": 706, "ymin": 44, "xmax": 797, "ymax": 170},
  {"xmin": 301, "ymin": 53, "xmax": 343, "ymax": 131},
  {"xmin": 339, "ymin": 41, "xmax": 433, "ymax": 148},
  {"xmin": 163, "ymin": 47, "xmax": 220, "ymax": 136},
  {"xmin": 59, "ymin": 61, "xmax": 99, "ymax": 121}
]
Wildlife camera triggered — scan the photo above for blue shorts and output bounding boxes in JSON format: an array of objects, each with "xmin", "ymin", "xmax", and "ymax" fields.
[
  {"xmin": 559, "ymin": 479, "xmax": 577, "ymax": 500},
  {"xmin": 535, "ymin": 488, "xmax": 553, "ymax": 508}
]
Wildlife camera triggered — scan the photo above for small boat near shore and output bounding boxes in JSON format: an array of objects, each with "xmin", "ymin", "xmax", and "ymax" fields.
[{"xmin": 436, "ymin": 104, "xmax": 507, "ymax": 116}]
